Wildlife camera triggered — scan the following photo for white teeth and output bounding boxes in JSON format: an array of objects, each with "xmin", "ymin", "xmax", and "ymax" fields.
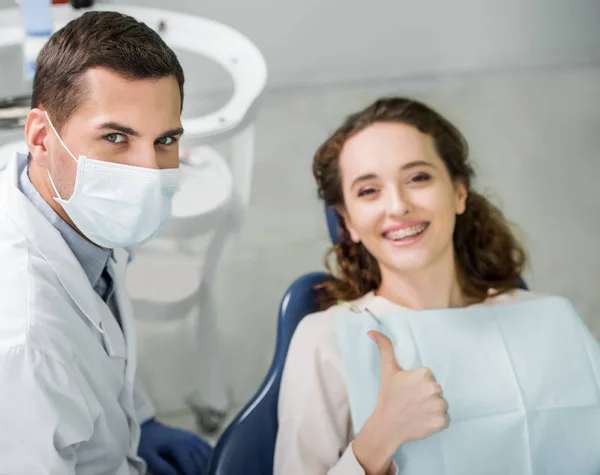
[{"xmin": 385, "ymin": 223, "xmax": 427, "ymax": 240}]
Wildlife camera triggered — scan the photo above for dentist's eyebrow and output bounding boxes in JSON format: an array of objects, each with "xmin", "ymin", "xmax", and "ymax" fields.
[
  {"xmin": 98, "ymin": 122, "xmax": 139, "ymax": 137},
  {"xmin": 157, "ymin": 127, "xmax": 185, "ymax": 140},
  {"xmin": 98, "ymin": 123, "xmax": 185, "ymax": 140}
]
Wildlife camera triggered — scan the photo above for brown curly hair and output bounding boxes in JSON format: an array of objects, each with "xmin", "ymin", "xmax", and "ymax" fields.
[{"xmin": 313, "ymin": 97, "xmax": 527, "ymax": 309}]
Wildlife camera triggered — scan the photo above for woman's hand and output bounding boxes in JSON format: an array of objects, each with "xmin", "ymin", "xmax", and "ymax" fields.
[{"xmin": 352, "ymin": 331, "xmax": 449, "ymax": 475}]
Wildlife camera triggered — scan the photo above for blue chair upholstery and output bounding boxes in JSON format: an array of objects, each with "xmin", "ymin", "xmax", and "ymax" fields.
[
  {"xmin": 208, "ymin": 271, "xmax": 331, "ymax": 475},
  {"xmin": 325, "ymin": 205, "xmax": 341, "ymax": 245}
]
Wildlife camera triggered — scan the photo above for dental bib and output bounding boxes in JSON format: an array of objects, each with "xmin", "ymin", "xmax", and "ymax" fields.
[{"xmin": 335, "ymin": 296, "xmax": 600, "ymax": 475}]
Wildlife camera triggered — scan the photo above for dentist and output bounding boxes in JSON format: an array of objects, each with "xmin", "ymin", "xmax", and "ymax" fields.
[{"xmin": 0, "ymin": 11, "xmax": 211, "ymax": 475}]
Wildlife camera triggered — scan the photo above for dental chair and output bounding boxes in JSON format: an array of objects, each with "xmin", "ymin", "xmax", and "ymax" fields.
[
  {"xmin": 206, "ymin": 209, "xmax": 339, "ymax": 475},
  {"xmin": 207, "ymin": 270, "xmax": 331, "ymax": 475},
  {"xmin": 208, "ymin": 206, "xmax": 528, "ymax": 475}
]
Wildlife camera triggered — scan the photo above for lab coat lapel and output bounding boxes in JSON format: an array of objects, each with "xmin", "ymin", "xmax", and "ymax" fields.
[
  {"xmin": 2, "ymin": 154, "xmax": 126, "ymax": 358},
  {"xmin": 111, "ymin": 248, "xmax": 146, "ymax": 466},
  {"xmin": 112, "ymin": 248, "xmax": 138, "ymax": 385}
]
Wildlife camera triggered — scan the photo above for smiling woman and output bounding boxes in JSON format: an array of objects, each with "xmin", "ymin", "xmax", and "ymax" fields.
[
  {"xmin": 312, "ymin": 97, "xmax": 526, "ymax": 309},
  {"xmin": 273, "ymin": 97, "xmax": 600, "ymax": 475}
]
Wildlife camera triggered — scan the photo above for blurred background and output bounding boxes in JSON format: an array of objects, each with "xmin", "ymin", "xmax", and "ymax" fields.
[{"xmin": 1, "ymin": 0, "xmax": 599, "ymax": 440}]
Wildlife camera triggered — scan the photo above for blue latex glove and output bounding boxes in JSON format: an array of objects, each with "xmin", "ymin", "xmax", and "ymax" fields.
[{"xmin": 139, "ymin": 419, "xmax": 213, "ymax": 475}]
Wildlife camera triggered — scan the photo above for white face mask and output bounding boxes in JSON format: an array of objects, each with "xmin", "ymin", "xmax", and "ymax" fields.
[{"xmin": 44, "ymin": 112, "xmax": 179, "ymax": 249}]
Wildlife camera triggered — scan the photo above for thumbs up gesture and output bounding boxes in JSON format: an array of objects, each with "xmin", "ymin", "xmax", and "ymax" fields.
[
  {"xmin": 352, "ymin": 331, "xmax": 449, "ymax": 475},
  {"xmin": 371, "ymin": 330, "xmax": 449, "ymax": 441}
]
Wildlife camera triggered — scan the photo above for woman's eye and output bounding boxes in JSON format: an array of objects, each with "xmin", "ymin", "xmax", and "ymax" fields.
[
  {"xmin": 157, "ymin": 136, "xmax": 177, "ymax": 145},
  {"xmin": 104, "ymin": 133, "xmax": 126, "ymax": 144},
  {"xmin": 358, "ymin": 188, "xmax": 377, "ymax": 197},
  {"xmin": 412, "ymin": 172, "xmax": 432, "ymax": 183}
]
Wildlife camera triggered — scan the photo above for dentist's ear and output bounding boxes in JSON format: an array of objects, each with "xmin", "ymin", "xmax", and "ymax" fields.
[{"xmin": 25, "ymin": 108, "xmax": 51, "ymax": 167}]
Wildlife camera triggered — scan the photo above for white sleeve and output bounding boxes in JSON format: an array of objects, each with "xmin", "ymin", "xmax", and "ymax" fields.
[
  {"xmin": 0, "ymin": 346, "xmax": 95, "ymax": 475},
  {"xmin": 274, "ymin": 313, "xmax": 398, "ymax": 475},
  {"xmin": 133, "ymin": 374, "xmax": 156, "ymax": 425}
]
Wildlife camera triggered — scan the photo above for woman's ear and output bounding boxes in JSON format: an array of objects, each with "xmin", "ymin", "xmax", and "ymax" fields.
[
  {"xmin": 454, "ymin": 181, "xmax": 468, "ymax": 215},
  {"xmin": 335, "ymin": 205, "xmax": 361, "ymax": 243}
]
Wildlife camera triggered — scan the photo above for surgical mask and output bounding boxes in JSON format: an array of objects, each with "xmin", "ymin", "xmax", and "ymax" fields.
[{"xmin": 44, "ymin": 112, "xmax": 179, "ymax": 249}]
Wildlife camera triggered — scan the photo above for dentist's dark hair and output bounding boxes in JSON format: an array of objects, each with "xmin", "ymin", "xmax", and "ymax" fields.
[
  {"xmin": 313, "ymin": 97, "xmax": 527, "ymax": 309},
  {"xmin": 31, "ymin": 11, "xmax": 185, "ymax": 131}
]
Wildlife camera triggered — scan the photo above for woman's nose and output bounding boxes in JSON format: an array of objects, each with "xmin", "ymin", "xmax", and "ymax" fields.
[{"xmin": 386, "ymin": 188, "xmax": 411, "ymax": 217}]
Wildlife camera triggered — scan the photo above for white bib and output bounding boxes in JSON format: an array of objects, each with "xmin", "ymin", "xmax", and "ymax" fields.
[{"xmin": 335, "ymin": 296, "xmax": 600, "ymax": 475}]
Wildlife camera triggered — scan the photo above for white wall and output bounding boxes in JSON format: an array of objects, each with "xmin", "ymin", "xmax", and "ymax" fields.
[
  {"xmin": 2, "ymin": 0, "xmax": 599, "ymax": 89},
  {"xmin": 128, "ymin": 0, "xmax": 600, "ymax": 88}
]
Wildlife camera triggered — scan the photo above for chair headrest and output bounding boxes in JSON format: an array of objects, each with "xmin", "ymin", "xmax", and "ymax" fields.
[{"xmin": 325, "ymin": 206, "xmax": 341, "ymax": 245}]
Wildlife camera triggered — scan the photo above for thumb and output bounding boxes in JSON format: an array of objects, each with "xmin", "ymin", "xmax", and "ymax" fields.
[{"xmin": 369, "ymin": 331, "xmax": 403, "ymax": 378}]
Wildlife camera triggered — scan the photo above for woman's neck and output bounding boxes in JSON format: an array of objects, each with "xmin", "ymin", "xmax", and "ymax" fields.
[{"xmin": 376, "ymin": 249, "xmax": 472, "ymax": 310}]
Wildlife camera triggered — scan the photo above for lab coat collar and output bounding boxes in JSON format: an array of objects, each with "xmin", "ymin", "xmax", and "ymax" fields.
[{"xmin": 1, "ymin": 155, "xmax": 128, "ymax": 358}]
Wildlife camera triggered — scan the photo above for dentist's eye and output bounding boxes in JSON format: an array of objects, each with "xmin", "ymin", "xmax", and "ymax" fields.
[
  {"xmin": 104, "ymin": 133, "xmax": 126, "ymax": 144},
  {"xmin": 156, "ymin": 136, "xmax": 178, "ymax": 146}
]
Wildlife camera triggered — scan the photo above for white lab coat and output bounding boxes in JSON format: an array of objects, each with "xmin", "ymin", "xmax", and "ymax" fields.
[{"xmin": 0, "ymin": 155, "xmax": 155, "ymax": 474}]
